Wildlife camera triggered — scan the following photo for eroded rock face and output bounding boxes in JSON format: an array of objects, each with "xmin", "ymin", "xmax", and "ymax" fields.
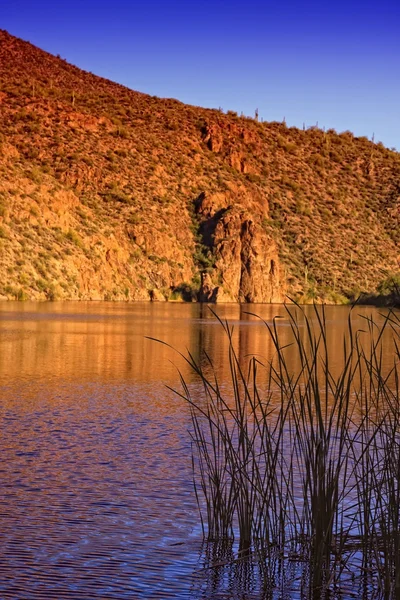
[
  {"xmin": 238, "ymin": 219, "xmax": 282, "ymax": 302},
  {"xmin": 196, "ymin": 192, "xmax": 285, "ymax": 303}
]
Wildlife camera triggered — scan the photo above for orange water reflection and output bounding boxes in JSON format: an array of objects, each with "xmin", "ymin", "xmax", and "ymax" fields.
[{"xmin": 0, "ymin": 301, "xmax": 396, "ymax": 386}]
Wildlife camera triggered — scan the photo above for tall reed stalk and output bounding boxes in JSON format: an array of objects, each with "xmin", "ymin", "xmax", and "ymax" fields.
[{"xmin": 161, "ymin": 305, "xmax": 400, "ymax": 597}]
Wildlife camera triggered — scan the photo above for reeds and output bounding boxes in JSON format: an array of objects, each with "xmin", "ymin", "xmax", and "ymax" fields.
[{"xmin": 174, "ymin": 305, "xmax": 400, "ymax": 598}]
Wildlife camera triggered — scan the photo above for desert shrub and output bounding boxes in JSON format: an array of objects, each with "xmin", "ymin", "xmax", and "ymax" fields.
[
  {"xmin": 377, "ymin": 273, "xmax": 400, "ymax": 296},
  {"xmin": 65, "ymin": 229, "xmax": 83, "ymax": 248}
]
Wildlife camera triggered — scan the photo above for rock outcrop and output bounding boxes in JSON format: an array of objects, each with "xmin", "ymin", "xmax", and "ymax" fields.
[{"xmin": 194, "ymin": 192, "xmax": 284, "ymax": 302}]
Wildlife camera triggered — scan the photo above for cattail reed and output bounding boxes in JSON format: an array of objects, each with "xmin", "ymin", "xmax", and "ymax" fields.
[{"xmin": 163, "ymin": 305, "xmax": 400, "ymax": 597}]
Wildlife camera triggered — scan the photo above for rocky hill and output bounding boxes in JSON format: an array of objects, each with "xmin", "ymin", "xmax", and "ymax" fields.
[{"xmin": 0, "ymin": 30, "xmax": 399, "ymax": 303}]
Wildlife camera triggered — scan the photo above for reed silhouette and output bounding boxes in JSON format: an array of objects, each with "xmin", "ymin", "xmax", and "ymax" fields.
[{"xmin": 168, "ymin": 305, "xmax": 400, "ymax": 598}]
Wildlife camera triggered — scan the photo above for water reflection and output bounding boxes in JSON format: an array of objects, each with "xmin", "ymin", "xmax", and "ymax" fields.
[
  {"xmin": 0, "ymin": 301, "xmax": 397, "ymax": 599},
  {"xmin": 0, "ymin": 301, "xmax": 394, "ymax": 386}
]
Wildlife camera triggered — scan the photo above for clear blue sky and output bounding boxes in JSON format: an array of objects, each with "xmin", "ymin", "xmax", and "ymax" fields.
[{"xmin": 2, "ymin": 0, "xmax": 399, "ymax": 150}]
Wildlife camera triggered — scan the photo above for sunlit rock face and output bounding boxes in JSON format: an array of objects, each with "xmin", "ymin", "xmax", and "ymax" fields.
[{"xmin": 195, "ymin": 192, "xmax": 284, "ymax": 303}]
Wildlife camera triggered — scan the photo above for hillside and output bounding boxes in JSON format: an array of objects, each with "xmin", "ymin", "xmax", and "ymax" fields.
[{"xmin": 0, "ymin": 30, "xmax": 399, "ymax": 303}]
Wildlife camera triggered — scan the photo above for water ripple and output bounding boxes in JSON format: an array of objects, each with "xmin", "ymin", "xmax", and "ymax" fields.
[{"xmin": 0, "ymin": 303, "xmax": 392, "ymax": 599}]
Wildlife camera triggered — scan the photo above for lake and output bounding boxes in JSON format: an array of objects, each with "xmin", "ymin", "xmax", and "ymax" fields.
[{"xmin": 0, "ymin": 301, "xmax": 397, "ymax": 599}]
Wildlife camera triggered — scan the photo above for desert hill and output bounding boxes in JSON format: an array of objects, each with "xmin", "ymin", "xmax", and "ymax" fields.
[{"xmin": 0, "ymin": 30, "xmax": 399, "ymax": 302}]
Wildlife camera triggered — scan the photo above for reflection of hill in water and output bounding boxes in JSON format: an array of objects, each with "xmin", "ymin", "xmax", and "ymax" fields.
[{"xmin": 0, "ymin": 301, "xmax": 395, "ymax": 392}]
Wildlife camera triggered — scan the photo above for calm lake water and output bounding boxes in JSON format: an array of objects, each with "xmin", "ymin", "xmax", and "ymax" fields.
[{"xmin": 0, "ymin": 301, "xmax": 397, "ymax": 599}]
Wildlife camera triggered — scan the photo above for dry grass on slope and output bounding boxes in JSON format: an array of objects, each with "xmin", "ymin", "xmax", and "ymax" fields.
[{"xmin": 0, "ymin": 29, "xmax": 399, "ymax": 302}]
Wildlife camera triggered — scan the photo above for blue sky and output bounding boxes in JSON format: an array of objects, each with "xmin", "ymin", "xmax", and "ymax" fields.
[{"xmin": 2, "ymin": 0, "xmax": 399, "ymax": 150}]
